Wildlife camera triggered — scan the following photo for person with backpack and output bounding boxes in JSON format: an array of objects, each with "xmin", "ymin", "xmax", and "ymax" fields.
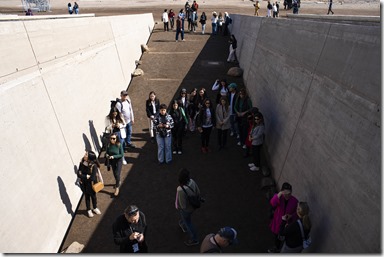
[
  {"xmin": 200, "ymin": 227, "xmax": 238, "ymax": 253},
  {"xmin": 175, "ymin": 168, "xmax": 201, "ymax": 246},
  {"xmin": 279, "ymin": 202, "xmax": 312, "ymax": 253},
  {"xmin": 116, "ymin": 90, "xmax": 136, "ymax": 149}
]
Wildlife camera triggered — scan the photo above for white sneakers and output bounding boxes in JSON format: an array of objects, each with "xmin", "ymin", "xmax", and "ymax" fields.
[
  {"xmin": 122, "ymin": 158, "xmax": 127, "ymax": 165},
  {"xmin": 88, "ymin": 208, "xmax": 101, "ymax": 218},
  {"xmin": 93, "ymin": 208, "xmax": 101, "ymax": 215},
  {"xmin": 249, "ymin": 163, "xmax": 260, "ymax": 171},
  {"xmin": 114, "ymin": 187, "xmax": 120, "ymax": 196},
  {"xmin": 242, "ymin": 145, "xmax": 247, "ymax": 149}
]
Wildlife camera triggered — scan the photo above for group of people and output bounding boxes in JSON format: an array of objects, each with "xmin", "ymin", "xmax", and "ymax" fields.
[
  {"xmin": 77, "ymin": 89, "xmax": 137, "ymax": 214},
  {"xmin": 268, "ymin": 182, "xmax": 312, "ymax": 253},
  {"xmin": 164, "ymin": 1, "xmax": 232, "ymax": 41},
  {"xmin": 266, "ymin": 1, "xmax": 280, "ymax": 17},
  {"xmin": 142, "ymin": 74, "xmax": 265, "ymax": 174},
  {"xmin": 67, "ymin": 2, "xmax": 79, "ymax": 14}
]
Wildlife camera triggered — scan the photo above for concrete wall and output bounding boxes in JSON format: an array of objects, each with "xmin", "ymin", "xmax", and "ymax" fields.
[
  {"xmin": 0, "ymin": 14, "xmax": 154, "ymax": 253},
  {"xmin": 230, "ymin": 15, "xmax": 380, "ymax": 253}
]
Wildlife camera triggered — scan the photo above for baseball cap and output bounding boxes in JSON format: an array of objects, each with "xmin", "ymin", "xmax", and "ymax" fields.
[
  {"xmin": 218, "ymin": 227, "xmax": 238, "ymax": 245},
  {"xmin": 121, "ymin": 90, "xmax": 128, "ymax": 95},
  {"xmin": 228, "ymin": 83, "xmax": 237, "ymax": 89}
]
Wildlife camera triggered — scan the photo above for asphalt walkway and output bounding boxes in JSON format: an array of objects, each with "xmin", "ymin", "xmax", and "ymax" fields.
[{"xmin": 60, "ymin": 19, "xmax": 275, "ymax": 253}]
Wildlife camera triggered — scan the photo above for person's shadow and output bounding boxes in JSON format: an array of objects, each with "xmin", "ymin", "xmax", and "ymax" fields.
[
  {"xmin": 89, "ymin": 120, "xmax": 102, "ymax": 153},
  {"xmin": 57, "ymin": 176, "xmax": 74, "ymax": 217}
]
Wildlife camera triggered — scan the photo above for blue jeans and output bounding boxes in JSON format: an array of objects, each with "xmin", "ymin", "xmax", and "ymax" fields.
[
  {"xmin": 179, "ymin": 209, "xmax": 197, "ymax": 241},
  {"xmin": 124, "ymin": 121, "xmax": 133, "ymax": 147},
  {"xmin": 156, "ymin": 134, "xmax": 172, "ymax": 163},
  {"xmin": 211, "ymin": 23, "xmax": 217, "ymax": 34}
]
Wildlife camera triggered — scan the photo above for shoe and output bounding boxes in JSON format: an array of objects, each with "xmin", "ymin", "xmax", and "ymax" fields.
[
  {"xmin": 150, "ymin": 137, "xmax": 155, "ymax": 144},
  {"xmin": 93, "ymin": 208, "xmax": 101, "ymax": 215},
  {"xmin": 242, "ymin": 145, "xmax": 247, "ymax": 149},
  {"xmin": 114, "ymin": 187, "xmax": 120, "ymax": 196},
  {"xmin": 166, "ymin": 161, "xmax": 172, "ymax": 164},
  {"xmin": 173, "ymin": 150, "xmax": 177, "ymax": 154},
  {"xmin": 122, "ymin": 158, "xmax": 127, "ymax": 165},
  {"xmin": 179, "ymin": 220, "xmax": 187, "ymax": 233},
  {"xmin": 237, "ymin": 142, "xmax": 241, "ymax": 146},
  {"xmin": 248, "ymin": 163, "xmax": 255, "ymax": 167},
  {"xmin": 184, "ymin": 239, "xmax": 199, "ymax": 246},
  {"xmin": 250, "ymin": 166, "xmax": 260, "ymax": 172},
  {"xmin": 201, "ymin": 147, "xmax": 207, "ymax": 153},
  {"xmin": 128, "ymin": 143, "xmax": 137, "ymax": 148},
  {"xmin": 236, "ymin": 135, "xmax": 240, "ymax": 139},
  {"xmin": 178, "ymin": 151, "xmax": 182, "ymax": 155},
  {"xmin": 88, "ymin": 210, "xmax": 94, "ymax": 218},
  {"xmin": 230, "ymin": 132, "xmax": 234, "ymax": 136}
]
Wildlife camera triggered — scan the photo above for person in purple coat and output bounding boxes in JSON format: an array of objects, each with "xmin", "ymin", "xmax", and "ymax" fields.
[{"xmin": 268, "ymin": 182, "xmax": 299, "ymax": 253}]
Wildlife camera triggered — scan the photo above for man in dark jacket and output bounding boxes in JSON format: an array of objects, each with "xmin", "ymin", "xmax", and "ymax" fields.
[{"xmin": 112, "ymin": 205, "xmax": 148, "ymax": 253}]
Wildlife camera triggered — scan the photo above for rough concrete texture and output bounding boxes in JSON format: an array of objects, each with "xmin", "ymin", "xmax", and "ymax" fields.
[
  {"xmin": 230, "ymin": 15, "xmax": 380, "ymax": 252},
  {"xmin": 0, "ymin": 13, "xmax": 154, "ymax": 252}
]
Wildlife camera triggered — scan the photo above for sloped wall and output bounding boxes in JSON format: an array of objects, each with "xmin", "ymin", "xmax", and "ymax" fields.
[
  {"xmin": 230, "ymin": 15, "xmax": 380, "ymax": 253},
  {"xmin": 0, "ymin": 13, "xmax": 154, "ymax": 253}
]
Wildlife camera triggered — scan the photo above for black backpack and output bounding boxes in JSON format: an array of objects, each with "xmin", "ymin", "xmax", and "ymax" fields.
[
  {"xmin": 181, "ymin": 185, "xmax": 203, "ymax": 209},
  {"xmin": 110, "ymin": 98, "xmax": 123, "ymax": 111}
]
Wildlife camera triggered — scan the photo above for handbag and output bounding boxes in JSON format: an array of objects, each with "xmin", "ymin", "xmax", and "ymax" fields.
[
  {"xmin": 120, "ymin": 126, "xmax": 126, "ymax": 139},
  {"xmin": 91, "ymin": 166, "xmax": 104, "ymax": 193},
  {"xmin": 297, "ymin": 220, "xmax": 311, "ymax": 249},
  {"xmin": 101, "ymin": 132, "xmax": 111, "ymax": 150}
]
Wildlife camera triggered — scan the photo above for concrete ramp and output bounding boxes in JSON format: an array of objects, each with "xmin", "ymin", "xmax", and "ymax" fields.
[
  {"xmin": 230, "ymin": 15, "xmax": 380, "ymax": 252},
  {"xmin": 0, "ymin": 13, "xmax": 154, "ymax": 253}
]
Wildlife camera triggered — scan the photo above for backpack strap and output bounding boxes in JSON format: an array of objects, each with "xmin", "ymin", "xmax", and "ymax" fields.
[{"xmin": 297, "ymin": 219, "xmax": 305, "ymax": 241}]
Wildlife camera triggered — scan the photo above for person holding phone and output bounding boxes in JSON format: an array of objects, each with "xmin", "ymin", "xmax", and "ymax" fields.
[
  {"xmin": 112, "ymin": 205, "xmax": 148, "ymax": 253},
  {"xmin": 268, "ymin": 182, "xmax": 299, "ymax": 253}
]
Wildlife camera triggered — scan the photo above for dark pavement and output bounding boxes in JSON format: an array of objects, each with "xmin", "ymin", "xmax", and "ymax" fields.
[{"xmin": 60, "ymin": 15, "xmax": 275, "ymax": 254}]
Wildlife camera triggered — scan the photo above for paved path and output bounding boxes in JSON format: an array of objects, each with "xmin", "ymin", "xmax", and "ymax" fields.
[{"xmin": 60, "ymin": 20, "xmax": 275, "ymax": 253}]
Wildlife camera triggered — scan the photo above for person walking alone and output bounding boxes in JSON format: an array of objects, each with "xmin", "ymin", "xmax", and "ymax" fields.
[
  {"xmin": 175, "ymin": 16, "xmax": 185, "ymax": 41},
  {"xmin": 327, "ymin": 0, "xmax": 334, "ymax": 14},
  {"xmin": 175, "ymin": 168, "xmax": 201, "ymax": 246}
]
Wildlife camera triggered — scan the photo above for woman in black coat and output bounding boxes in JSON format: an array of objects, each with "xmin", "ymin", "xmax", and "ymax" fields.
[
  {"xmin": 197, "ymin": 98, "xmax": 216, "ymax": 153},
  {"xmin": 77, "ymin": 151, "xmax": 102, "ymax": 218}
]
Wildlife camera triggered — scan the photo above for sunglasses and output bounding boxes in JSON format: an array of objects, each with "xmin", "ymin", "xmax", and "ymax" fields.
[{"xmin": 110, "ymin": 137, "xmax": 117, "ymax": 140}]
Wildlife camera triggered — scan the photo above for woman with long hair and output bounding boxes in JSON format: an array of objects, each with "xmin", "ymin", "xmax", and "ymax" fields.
[
  {"xmin": 248, "ymin": 112, "xmax": 265, "ymax": 171},
  {"xmin": 197, "ymin": 98, "xmax": 216, "ymax": 153},
  {"xmin": 105, "ymin": 107, "xmax": 127, "ymax": 164},
  {"xmin": 145, "ymin": 91, "xmax": 160, "ymax": 144},
  {"xmin": 279, "ymin": 202, "xmax": 312, "ymax": 253},
  {"xmin": 105, "ymin": 132, "xmax": 124, "ymax": 196},
  {"xmin": 216, "ymin": 96, "xmax": 230, "ymax": 150},
  {"xmin": 77, "ymin": 151, "xmax": 102, "ymax": 218},
  {"xmin": 169, "ymin": 100, "xmax": 188, "ymax": 155}
]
